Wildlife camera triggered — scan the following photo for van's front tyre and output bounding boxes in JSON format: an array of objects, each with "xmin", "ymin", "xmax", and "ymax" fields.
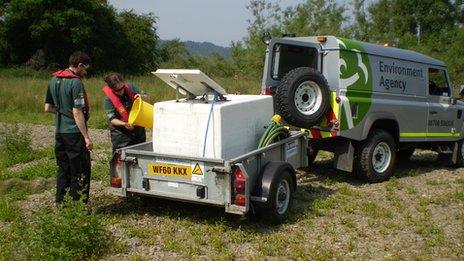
[
  {"xmin": 275, "ymin": 67, "xmax": 330, "ymax": 128},
  {"xmin": 356, "ymin": 130, "xmax": 397, "ymax": 183}
]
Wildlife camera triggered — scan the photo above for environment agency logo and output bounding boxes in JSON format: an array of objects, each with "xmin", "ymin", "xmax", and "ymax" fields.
[
  {"xmin": 337, "ymin": 38, "xmax": 373, "ymax": 130},
  {"xmin": 338, "ymin": 38, "xmax": 371, "ymax": 90}
]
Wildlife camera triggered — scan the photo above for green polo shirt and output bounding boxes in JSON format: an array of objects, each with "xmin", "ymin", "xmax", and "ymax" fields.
[{"xmin": 45, "ymin": 77, "xmax": 87, "ymax": 133}]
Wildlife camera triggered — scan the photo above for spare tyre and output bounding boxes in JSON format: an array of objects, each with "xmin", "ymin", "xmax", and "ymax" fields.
[{"xmin": 275, "ymin": 67, "xmax": 330, "ymax": 128}]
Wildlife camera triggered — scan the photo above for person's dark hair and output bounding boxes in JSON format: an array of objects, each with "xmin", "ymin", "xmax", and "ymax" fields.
[
  {"xmin": 69, "ymin": 51, "xmax": 91, "ymax": 67},
  {"xmin": 104, "ymin": 72, "xmax": 124, "ymax": 89}
]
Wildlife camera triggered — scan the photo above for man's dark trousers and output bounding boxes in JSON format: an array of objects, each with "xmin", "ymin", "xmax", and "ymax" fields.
[{"xmin": 55, "ymin": 133, "xmax": 91, "ymax": 203}]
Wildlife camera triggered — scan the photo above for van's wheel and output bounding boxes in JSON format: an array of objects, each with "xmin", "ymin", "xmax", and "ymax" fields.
[
  {"xmin": 356, "ymin": 130, "xmax": 397, "ymax": 183},
  {"xmin": 264, "ymin": 170, "xmax": 294, "ymax": 224},
  {"xmin": 275, "ymin": 67, "xmax": 330, "ymax": 128}
]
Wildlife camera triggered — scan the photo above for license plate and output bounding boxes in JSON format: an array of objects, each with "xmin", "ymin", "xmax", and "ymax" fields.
[{"xmin": 147, "ymin": 163, "xmax": 192, "ymax": 178}]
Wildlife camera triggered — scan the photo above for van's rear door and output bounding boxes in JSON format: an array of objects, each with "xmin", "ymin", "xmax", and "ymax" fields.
[{"xmin": 262, "ymin": 38, "xmax": 321, "ymax": 93}]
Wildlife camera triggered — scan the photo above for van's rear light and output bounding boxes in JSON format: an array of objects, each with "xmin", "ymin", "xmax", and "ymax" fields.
[
  {"xmin": 111, "ymin": 177, "xmax": 122, "ymax": 188},
  {"xmin": 317, "ymin": 36, "xmax": 327, "ymax": 43},
  {"xmin": 234, "ymin": 194, "xmax": 246, "ymax": 206},
  {"xmin": 233, "ymin": 168, "xmax": 246, "ymax": 191},
  {"xmin": 264, "ymin": 87, "xmax": 272, "ymax": 95}
]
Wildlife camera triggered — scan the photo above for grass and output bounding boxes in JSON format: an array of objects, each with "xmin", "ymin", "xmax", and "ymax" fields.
[
  {"xmin": 0, "ymin": 178, "xmax": 54, "ymax": 200},
  {"xmin": 1, "ymin": 69, "xmax": 464, "ymax": 259},
  {"xmin": 0, "ymin": 125, "xmax": 54, "ymax": 169},
  {"xmin": 0, "ymin": 124, "xmax": 55, "ymax": 181},
  {"xmin": 0, "ymin": 198, "xmax": 21, "ymax": 222},
  {"xmin": 0, "ymin": 160, "xmax": 57, "ymax": 180},
  {"xmin": 0, "ymin": 67, "xmax": 261, "ymax": 129},
  {"xmin": 0, "ymin": 198, "xmax": 113, "ymax": 260},
  {"xmin": 1, "ymin": 166, "xmax": 462, "ymax": 259}
]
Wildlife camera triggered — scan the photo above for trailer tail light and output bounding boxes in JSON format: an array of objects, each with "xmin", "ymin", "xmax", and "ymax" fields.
[
  {"xmin": 232, "ymin": 166, "xmax": 247, "ymax": 206},
  {"xmin": 234, "ymin": 194, "xmax": 246, "ymax": 206},
  {"xmin": 111, "ymin": 177, "xmax": 122, "ymax": 188},
  {"xmin": 111, "ymin": 152, "xmax": 123, "ymax": 188},
  {"xmin": 264, "ymin": 87, "xmax": 272, "ymax": 95},
  {"xmin": 234, "ymin": 168, "xmax": 246, "ymax": 191},
  {"xmin": 115, "ymin": 155, "xmax": 123, "ymax": 166}
]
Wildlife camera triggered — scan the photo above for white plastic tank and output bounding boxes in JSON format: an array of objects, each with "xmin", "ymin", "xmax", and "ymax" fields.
[{"xmin": 152, "ymin": 95, "xmax": 273, "ymax": 159}]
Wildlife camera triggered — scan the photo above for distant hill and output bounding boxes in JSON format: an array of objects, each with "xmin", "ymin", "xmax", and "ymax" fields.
[{"xmin": 159, "ymin": 39, "xmax": 231, "ymax": 59}]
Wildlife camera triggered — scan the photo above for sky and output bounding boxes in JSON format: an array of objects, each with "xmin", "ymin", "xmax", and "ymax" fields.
[{"xmin": 108, "ymin": 0, "xmax": 350, "ymax": 47}]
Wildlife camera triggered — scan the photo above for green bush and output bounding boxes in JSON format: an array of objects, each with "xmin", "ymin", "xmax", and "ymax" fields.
[{"xmin": 17, "ymin": 199, "xmax": 112, "ymax": 260}]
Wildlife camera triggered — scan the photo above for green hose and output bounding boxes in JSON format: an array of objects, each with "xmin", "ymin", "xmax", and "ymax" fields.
[{"xmin": 258, "ymin": 114, "xmax": 290, "ymax": 148}]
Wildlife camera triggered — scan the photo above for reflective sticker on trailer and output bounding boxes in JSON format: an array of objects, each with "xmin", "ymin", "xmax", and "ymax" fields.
[
  {"xmin": 191, "ymin": 162, "xmax": 205, "ymax": 182},
  {"xmin": 286, "ymin": 140, "xmax": 298, "ymax": 160}
]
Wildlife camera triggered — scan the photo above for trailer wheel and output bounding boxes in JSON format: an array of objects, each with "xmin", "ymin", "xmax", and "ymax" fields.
[
  {"xmin": 275, "ymin": 67, "xmax": 330, "ymax": 128},
  {"xmin": 263, "ymin": 170, "xmax": 294, "ymax": 224},
  {"xmin": 356, "ymin": 129, "xmax": 397, "ymax": 183}
]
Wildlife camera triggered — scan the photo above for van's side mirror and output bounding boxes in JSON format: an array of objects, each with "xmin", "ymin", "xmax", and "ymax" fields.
[
  {"xmin": 261, "ymin": 32, "xmax": 272, "ymax": 45},
  {"xmin": 460, "ymin": 85, "xmax": 464, "ymax": 97}
]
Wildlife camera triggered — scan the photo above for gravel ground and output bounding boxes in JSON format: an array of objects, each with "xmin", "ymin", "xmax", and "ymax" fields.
[{"xmin": 2, "ymin": 123, "xmax": 463, "ymax": 259}]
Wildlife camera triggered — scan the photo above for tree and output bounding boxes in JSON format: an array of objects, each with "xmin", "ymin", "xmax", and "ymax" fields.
[
  {"xmin": 231, "ymin": 0, "xmax": 347, "ymax": 77},
  {"xmin": 158, "ymin": 39, "xmax": 190, "ymax": 65},
  {"xmin": 279, "ymin": 0, "xmax": 346, "ymax": 36},
  {"xmin": 0, "ymin": 1, "xmax": 8, "ymax": 66},
  {"xmin": 1, "ymin": 0, "xmax": 159, "ymax": 73},
  {"xmin": 114, "ymin": 11, "xmax": 158, "ymax": 74},
  {"xmin": 367, "ymin": 0, "xmax": 459, "ymax": 47},
  {"xmin": 351, "ymin": 0, "xmax": 369, "ymax": 41},
  {"xmin": 365, "ymin": 0, "xmax": 464, "ymax": 90}
]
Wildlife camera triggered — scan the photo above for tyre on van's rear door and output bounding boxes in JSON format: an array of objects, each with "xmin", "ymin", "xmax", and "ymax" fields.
[{"xmin": 275, "ymin": 67, "xmax": 330, "ymax": 128}]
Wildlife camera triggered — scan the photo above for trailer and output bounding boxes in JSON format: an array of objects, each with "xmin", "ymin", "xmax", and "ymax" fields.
[{"xmin": 110, "ymin": 131, "xmax": 307, "ymax": 223}]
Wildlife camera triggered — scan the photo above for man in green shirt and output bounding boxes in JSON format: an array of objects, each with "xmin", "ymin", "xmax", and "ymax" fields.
[{"xmin": 44, "ymin": 51, "xmax": 92, "ymax": 204}]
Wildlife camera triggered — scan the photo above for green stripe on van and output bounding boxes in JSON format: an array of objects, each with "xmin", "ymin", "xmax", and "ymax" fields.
[{"xmin": 400, "ymin": 132, "xmax": 460, "ymax": 138}]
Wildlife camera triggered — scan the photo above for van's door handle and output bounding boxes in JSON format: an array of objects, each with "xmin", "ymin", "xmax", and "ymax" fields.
[{"xmin": 430, "ymin": 111, "xmax": 438, "ymax": 115}]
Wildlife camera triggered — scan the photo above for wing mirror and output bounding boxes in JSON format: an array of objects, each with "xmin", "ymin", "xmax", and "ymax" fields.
[
  {"xmin": 261, "ymin": 32, "xmax": 272, "ymax": 45},
  {"xmin": 460, "ymin": 85, "xmax": 464, "ymax": 97}
]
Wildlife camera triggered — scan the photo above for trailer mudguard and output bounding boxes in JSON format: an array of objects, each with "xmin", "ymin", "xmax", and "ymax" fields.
[{"xmin": 251, "ymin": 161, "xmax": 296, "ymax": 208}]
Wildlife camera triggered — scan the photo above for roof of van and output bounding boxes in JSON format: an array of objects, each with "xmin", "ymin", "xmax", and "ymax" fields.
[{"xmin": 278, "ymin": 36, "xmax": 446, "ymax": 67}]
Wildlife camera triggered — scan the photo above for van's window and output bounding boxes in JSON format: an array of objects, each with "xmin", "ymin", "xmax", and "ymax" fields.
[
  {"xmin": 428, "ymin": 68, "xmax": 450, "ymax": 96},
  {"xmin": 271, "ymin": 44, "xmax": 318, "ymax": 80}
]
